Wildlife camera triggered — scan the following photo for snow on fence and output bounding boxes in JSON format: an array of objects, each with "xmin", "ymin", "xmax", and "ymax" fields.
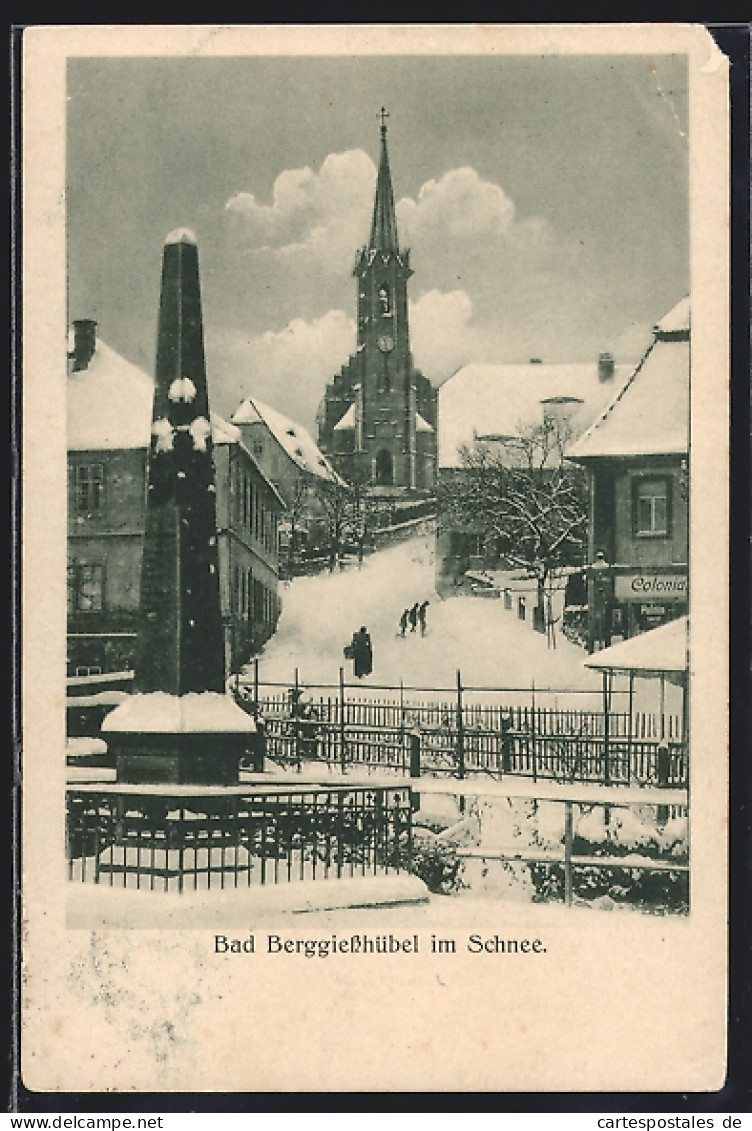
[
  {"xmin": 66, "ymin": 783, "xmax": 413, "ymax": 891},
  {"xmin": 238, "ymin": 675, "xmax": 686, "ymax": 789}
]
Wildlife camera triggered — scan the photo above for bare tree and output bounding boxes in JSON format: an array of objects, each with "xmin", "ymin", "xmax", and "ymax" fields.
[
  {"xmin": 439, "ymin": 416, "xmax": 588, "ymax": 620},
  {"xmin": 315, "ymin": 474, "xmax": 354, "ymax": 572},
  {"xmin": 282, "ymin": 478, "xmax": 311, "ymax": 578}
]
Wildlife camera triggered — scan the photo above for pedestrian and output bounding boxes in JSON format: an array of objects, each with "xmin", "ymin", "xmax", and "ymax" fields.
[
  {"xmin": 398, "ymin": 608, "xmax": 409, "ymax": 637},
  {"xmin": 418, "ymin": 599, "xmax": 430, "ymax": 636},
  {"xmin": 351, "ymin": 625, "xmax": 373, "ymax": 678},
  {"xmin": 408, "ymin": 602, "xmax": 419, "ymax": 632}
]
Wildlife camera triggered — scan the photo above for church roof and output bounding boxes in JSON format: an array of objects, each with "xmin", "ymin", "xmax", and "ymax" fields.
[
  {"xmin": 333, "ymin": 404, "xmax": 356, "ymax": 430},
  {"xmin": 368, "ymin": 116, "xmax": 400, "ymax": 255},
  {"xmin": 232, "ymin": 396, "xmax": 347, "ymax": 486},
  {"xmin": 568, "ymin": 298, "xmax": 689, "ymax": 461},
  {"xmin": 438, "ymin": 360, "xmax": 632, "ymax": 468},
  {"xmin": 333, "ymin": 401, "xmax": 434, "ymax": 435}
]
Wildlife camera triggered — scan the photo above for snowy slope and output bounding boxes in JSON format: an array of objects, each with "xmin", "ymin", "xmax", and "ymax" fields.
[{"xmin": 252, "ymin": 534, "xmax": 600, "ymax": 693}]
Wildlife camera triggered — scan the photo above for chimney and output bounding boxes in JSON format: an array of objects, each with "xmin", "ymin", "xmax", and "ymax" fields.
[
  {"xmin": 70, "ymin": 319, "xmax": 97, "ymax": 371},
  {"xmin": 598, "ymin": 351, "xmax": 615, "ymax": 382}
]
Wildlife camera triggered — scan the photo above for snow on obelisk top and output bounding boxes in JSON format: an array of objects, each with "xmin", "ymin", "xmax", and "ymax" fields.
[{"xmin": 103, "ymin": 230, "xmax": 254, "ymax": 783}]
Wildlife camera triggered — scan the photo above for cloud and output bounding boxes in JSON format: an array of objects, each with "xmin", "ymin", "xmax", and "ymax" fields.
[
  {"xmin": 206, "ymin": 309, "xmax": 356, "ymax": 433},
  {"xmin": 225, "ymin": 150, "xmax": 376, "ymax": 272},
  {"xmin": 220, "ymin": 153, "xmax": 618, "ymax": 374},
  {"xmin": 398, "ymin": 167, "xmax": 515, "ymax": 244},
  {"xmin": 409, "ymin": 289, "xmax": 481, "ymax": 381}
]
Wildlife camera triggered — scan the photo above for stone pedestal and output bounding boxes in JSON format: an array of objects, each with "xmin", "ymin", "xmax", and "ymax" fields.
[{"xmin": 102, "ymin": 691, "xmax": 256, "ymax": 786}]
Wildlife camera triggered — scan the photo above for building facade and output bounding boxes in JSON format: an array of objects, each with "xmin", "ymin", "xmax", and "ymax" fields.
[
  {"xmin": 568, "ymin": 298, "xmax": 690, "ymax": 648},
  {"xmin": 317, "ymin": 113, "xmax": 438, "ymax": 494},
  {"xmin": 232, "ymin": 395, "xmax": 351, "ymax": 571},
  {"xmin": 67, "ymin": 321, "xmax": 282, "ymax": 676},
  {"xmin": 435, "ymin": 354, "xmax": 630, "ymax": 597}
]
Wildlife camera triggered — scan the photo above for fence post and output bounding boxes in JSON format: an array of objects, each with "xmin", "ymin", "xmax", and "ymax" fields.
[
  {"xmin": 339, "ymin": 666, "xmax": 347, "ymax": 775},
  {"xmin": 564, "ymin": 801, "xmax": 574, "ymax": 907},
  {"xmin": 500, "ymin": 713, "xmax": 511, "ymax": 776},
  {"xmin": 530, "ymin": 681, "xmax": 538, "ymax": 783},
  {"xmin": 293, "ymin": 667, "xmax": 301, "ymax": 771},
  {"xmin": 626, "ymin": 672, "xmax": 634, "ymax": 785},
  {"xmin": 456, "ymin": 669, "xmax": 466, "ymax": 814},
  {"xmin": 602, "ymin": 672, "xmax": 611, "ymax": 786},
  {"xmin": 409, "ymin": 728, "xmax": 421, "ymax": 812}
]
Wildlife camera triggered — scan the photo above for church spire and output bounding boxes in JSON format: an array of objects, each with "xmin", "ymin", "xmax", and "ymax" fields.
[{"xmin": 368, "ymin": 107, "xmax": 400, "ymax": 255}]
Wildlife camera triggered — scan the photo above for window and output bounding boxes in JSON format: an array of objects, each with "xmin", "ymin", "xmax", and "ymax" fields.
[
  {"xmin": 253, "ymin": 440, "xmax": 264, "ymax": 457},
  {"xmin": 74, "ymin": 463, "xmax": 105, "ymax": 513},
  {"xmin": 68, "ymin": 562, "xmax": 104, "ymax": 613},
  {"xmin": 633, "ymin": 477, "xmax": 671, "ymax": 537}
]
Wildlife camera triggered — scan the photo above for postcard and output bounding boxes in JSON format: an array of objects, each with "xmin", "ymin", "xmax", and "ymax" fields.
[{"xmin": 21, "ymin": 23, "xmax": 729, "ymax": 1094}]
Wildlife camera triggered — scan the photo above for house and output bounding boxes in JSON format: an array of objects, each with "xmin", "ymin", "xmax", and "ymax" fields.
[
  {"xmin": 231, "ymin": 395, "xmax": 351, "ymax": 572},
  {"xmin": 66, "ymin": 320, "xmax": 283, "ymax": 677},
  {"xmin": 568, "ymin": 297, "xmax": 689, "ymax": 648},
  {"xmin": 436, "ymin": 353, "xmax": 632, "ymax": 599}
]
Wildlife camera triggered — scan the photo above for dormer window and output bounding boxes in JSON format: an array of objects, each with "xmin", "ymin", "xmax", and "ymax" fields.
[{"xmin": 286, "ymin": 427, "xmax": 296, "ymax": 437}]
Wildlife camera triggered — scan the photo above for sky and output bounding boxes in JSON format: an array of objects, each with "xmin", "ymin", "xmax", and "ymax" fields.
[{"xmin": 66, "ymin": 51, "xmax": 689, "ymax": 433}]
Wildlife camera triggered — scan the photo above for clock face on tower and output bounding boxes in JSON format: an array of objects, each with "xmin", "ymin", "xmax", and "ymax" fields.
[{"xmin": 377, "ymin": 334, "xmax": 394, "ymax": 353}]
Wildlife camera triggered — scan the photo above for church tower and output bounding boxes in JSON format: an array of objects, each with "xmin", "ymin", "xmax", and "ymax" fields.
[{"xmin": 318, "ymin": 110, "xmax": 437, "ymax": 493}]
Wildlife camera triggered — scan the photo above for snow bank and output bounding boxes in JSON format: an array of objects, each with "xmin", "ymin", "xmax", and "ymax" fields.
[{"xmin": 67, "ymin": 873, "xmax": 429, "ymax": 930}]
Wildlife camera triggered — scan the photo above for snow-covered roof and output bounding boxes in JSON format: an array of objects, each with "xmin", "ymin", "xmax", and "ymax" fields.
[
  {"xmin": 438, "ymin": 361, "xmax": 632, "ymax": 468},
  {"xmin": 569, "ymin": 301, "xmax": 689, "ymax": 461},
  {"xmin": 66, "ymin": 337, "xmax": 282, "ymax": 501},
  {"xmin": 333, "ymin": 404, "xmax": 356, "ymax": 430},
  {"xmin": 101, "ymin": 692, "xmax": 256, "ymax": 734},
  {"xmin": 585, "ymin": 616, "xmax": 688, "ymax": 674},
  {"xmin": 332, "ymin": 402, "xmax": 433, "ymax": 436},
  {"xmin": 67, "ymin": 339, "xmax": 241, "ymax": 452},
  {"xmin": 67, "ymin": 340, "xmax": 155, "ymax": 451},
  {"xmin": 655, "ymin": 296, "xmax": 690, "ymax": 337},
  {"xmin": 232, "ymin": 396, "xmax": 347, "ymax": 486}
]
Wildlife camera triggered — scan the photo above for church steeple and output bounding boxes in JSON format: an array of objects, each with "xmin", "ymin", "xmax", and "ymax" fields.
[
  {"xmin": 368, "ymin": 108, "xmax": 400, "ymax": 255},
  {"xmin": 319, "ymin": 110, "xmax": 436, "ymax": 495}
]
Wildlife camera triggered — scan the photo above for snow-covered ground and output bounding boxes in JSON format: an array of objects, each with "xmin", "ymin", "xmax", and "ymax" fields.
[{"xmin": 249, "ymin": 534, "xmax": 601, "ymax": 696}]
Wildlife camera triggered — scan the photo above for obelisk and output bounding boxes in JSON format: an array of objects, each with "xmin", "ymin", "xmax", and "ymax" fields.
[
  {"xmin": 102, "ymin": 229, "xmax": 255, "ymax": 784},
  {"xmin": 137, "ymin": 227, "xmax": 225, "ymax": 693}
]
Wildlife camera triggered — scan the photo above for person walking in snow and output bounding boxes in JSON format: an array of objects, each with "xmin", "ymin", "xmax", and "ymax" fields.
[
  {"xmin": 408, "ymin": 602, "xmax": 419, "ymax": 632},
  {"xmin": 351, "ymin": 626, "xmax": 373, "ymax": 678},
  {"xmin": 418, "ymin": 599, "xmax": 430, "ymax": 636},
  {"xmin": 398, "ymin": 608, "xmax": 409, "ymax": 637}
]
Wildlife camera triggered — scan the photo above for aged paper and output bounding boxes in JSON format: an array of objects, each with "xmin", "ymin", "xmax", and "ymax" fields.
[{"xmin": 22, "ymin": 24, "xmax": 729, "ymax": 1094}]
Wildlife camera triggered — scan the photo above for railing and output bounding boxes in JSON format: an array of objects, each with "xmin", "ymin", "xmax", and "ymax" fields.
[
  {"xmin": 240, "ymin": 678, "xmax": 687, "ymax": 789},
  {"xmin": 66, "ymin": 783, "xmax": 413, "ymax": 892},
  {"xmin": 459, "ymin": 798, "xmax": 689, "ymax": 909}
]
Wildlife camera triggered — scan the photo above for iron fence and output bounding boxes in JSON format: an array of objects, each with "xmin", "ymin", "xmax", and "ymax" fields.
[
  {"xmin": 240, "ymin": 676, "xmax": 687, "ymax": 788},
  {"xmin": 66, "ymin": 783, "xmax": 413, "ymax": 892}
]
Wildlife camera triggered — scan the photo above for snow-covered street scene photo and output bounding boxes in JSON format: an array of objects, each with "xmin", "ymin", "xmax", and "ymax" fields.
[
  {"xmin": 19, "ymin": 19, "xmax": 735, "ymax": 1099},
  {"xmin": 58, "ymin": 33, "xmax": 699, "ymax": 942}
]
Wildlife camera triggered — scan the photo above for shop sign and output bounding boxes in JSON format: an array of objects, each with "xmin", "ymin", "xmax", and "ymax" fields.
[{"xmin": 615, "ymin": 573, "xmax": 687, "ymax": 602}]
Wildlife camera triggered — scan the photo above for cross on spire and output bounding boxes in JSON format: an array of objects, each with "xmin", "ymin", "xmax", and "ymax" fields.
[{"xmin": 369, "ymin": 107, "xmax": 398, "ymax": 253}]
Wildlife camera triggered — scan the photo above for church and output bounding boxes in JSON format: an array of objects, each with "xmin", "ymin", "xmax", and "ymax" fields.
[{"xmin": 317, "ymin": 112, "xmax": 438, "ymax": 495}]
